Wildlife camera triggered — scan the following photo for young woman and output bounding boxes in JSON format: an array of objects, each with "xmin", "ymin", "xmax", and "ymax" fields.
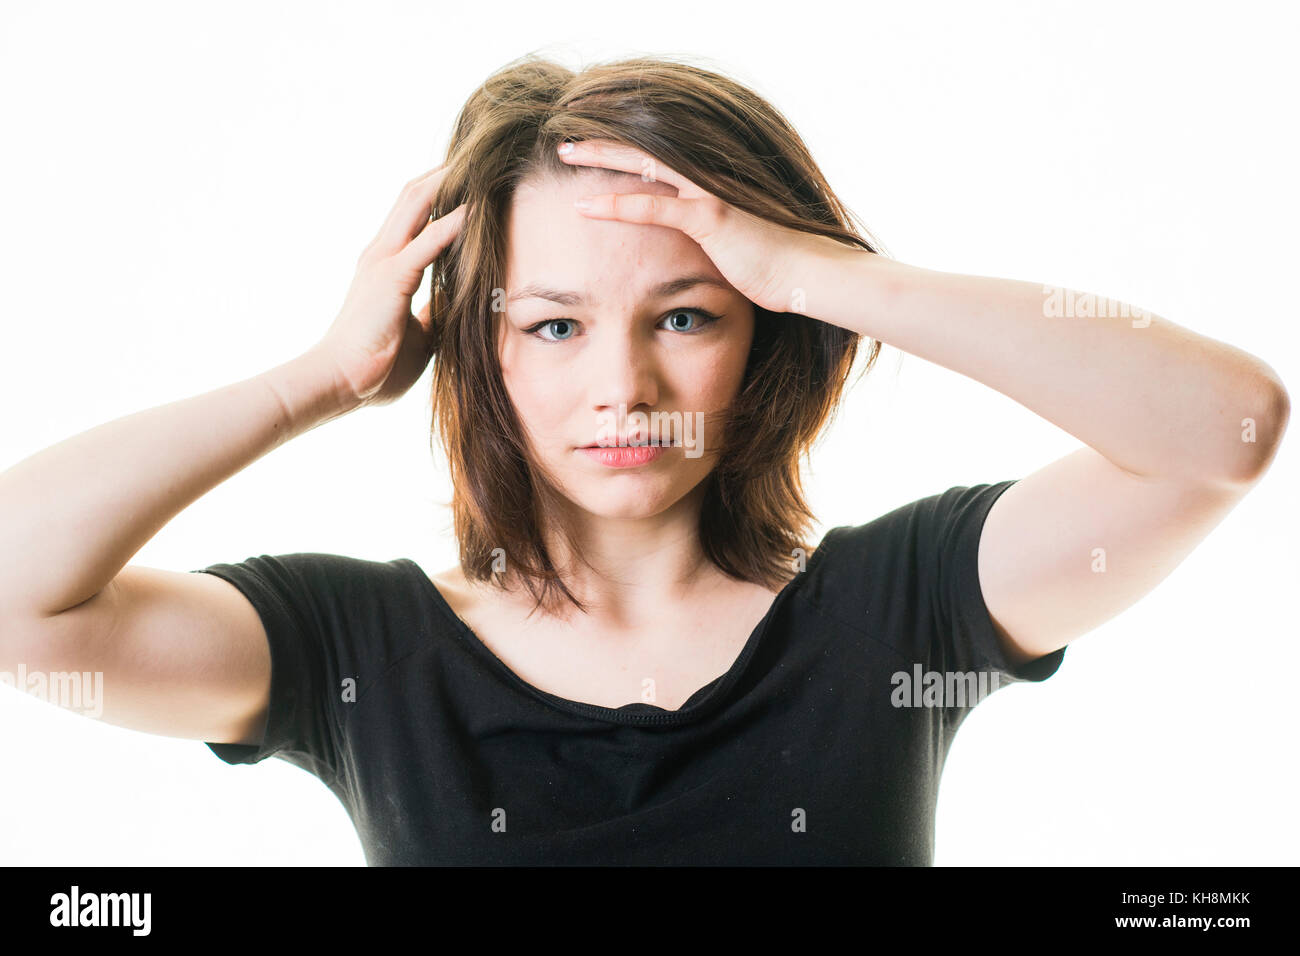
[{"xmin": 0, "ymin": 55, "xmax": 1287, "ymax": 865}]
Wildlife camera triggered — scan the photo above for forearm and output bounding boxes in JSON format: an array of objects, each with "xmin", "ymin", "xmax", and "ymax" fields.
[
  {"xmin": 803, "ymin": 249, "xmax": 1290, "ymax": 485},
  {"xmin": 0, "ymin": 346, "xmax": 355, "ymax": 618}
]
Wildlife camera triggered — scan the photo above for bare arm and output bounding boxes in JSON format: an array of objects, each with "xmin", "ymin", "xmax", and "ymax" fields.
[
  {"xmin": 0, "ymin": 349, "xmax": 354, "ymax": 744},
  {"xmin": 794, "ymin": 250, "xmax": 1289, "ymax": 663},
  {"xmin": 0, "ymin": 162, "xmax": 466, "ymax": 746},
  {"xmin": 0, "ymin": 348, "xmax": 350, "ymax": 619}
]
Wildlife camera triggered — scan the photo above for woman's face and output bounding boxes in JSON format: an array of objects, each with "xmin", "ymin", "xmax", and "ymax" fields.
[{"xmin": 498, "ymin": 167, "xmax": 756, "ymax": 522}]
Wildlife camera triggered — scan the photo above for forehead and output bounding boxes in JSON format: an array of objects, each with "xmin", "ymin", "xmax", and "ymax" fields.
[{"xmin": 504, "ymin": 168, "xmax": 721, "ymax": 295}]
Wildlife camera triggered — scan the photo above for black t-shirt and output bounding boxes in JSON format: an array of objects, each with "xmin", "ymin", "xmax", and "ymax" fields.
[{"xmin": 194, "ymin": 480, "xmax": 1065, "ymax": 865}]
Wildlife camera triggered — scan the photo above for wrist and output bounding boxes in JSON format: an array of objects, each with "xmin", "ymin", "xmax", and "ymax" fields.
[
  {"xmin": 798, "ymin": 242, "xmax": 898, "ymax": 337},
  {"xmin": 260, "ymin": 347, "xmax": 362, "ymax": 438}
]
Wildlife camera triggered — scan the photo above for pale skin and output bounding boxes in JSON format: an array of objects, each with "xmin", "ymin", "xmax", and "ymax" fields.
[
  {"xmin": 0, "ymin": 141, "xmax": 1289, "ymax": 749},
  {"xmin": 431, "ymin": 166, "xmax": 784, "ymax": 710},
  {"xmin": 539, "ymin": 138, "xmax": 1290, "ymax": 675}
]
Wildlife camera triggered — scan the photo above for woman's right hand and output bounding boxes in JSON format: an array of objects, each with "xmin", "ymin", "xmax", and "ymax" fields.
[{"xmin": 314, "ymin": 164, "xmax": 468, "ymax": 409}]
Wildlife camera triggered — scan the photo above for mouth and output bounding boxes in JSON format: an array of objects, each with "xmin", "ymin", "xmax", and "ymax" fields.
[{"xmin": 576, "ymin": 444, "xmax": 669, "ymax": 468}]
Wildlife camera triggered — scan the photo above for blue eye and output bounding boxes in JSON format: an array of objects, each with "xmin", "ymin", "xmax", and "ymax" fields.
[
  {"xmin": 529, "ymin": 319, "xmax": 577, "ymax": 341},
  {"xmin": 658, "ymin": 308, "xmax": 722, "ymax": 333},
  {"xmin": 522, "ymin": 307, "xmax": 721, "ymax": 342}
]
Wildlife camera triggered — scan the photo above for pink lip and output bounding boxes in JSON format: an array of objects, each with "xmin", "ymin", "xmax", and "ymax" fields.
[{"xmin": 577, "ymin": 445, "xmax": 667, "ymax": 468}]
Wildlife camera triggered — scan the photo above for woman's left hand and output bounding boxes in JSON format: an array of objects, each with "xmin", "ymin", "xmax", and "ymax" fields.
[{"xmin": 557, "ymin": 138, "xmax": 859, "ymax": 316}]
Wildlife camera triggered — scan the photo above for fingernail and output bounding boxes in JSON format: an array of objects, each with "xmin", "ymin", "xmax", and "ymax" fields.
[
  {"xmin": 573, "ymin": 197, "xmax": 592, "ymax": 210},
  {"xmin": 558, "ymin": 141, "xmax": 574, "ymax": 155}
]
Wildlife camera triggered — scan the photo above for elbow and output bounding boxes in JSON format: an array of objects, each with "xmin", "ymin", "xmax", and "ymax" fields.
[{"xmin": 1223, "ymin": 368, "xmax": 1290, "ymax": 487}]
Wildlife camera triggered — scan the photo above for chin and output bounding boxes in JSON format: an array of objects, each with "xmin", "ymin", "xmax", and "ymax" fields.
[
  {"xmin": 577, "ymin": 490, "xmax": 678, "ymax": 521},
  {"xmin": 559, "ymin": 477, "xmax": 687, "ymax": 522}
]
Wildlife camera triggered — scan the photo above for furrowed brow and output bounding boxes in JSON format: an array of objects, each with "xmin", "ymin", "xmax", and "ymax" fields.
[{"xmin": 505, "ymin": 274, "xmax": 731, "ymax": 306}]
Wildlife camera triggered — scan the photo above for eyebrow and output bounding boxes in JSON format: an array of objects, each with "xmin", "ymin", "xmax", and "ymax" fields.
[{"xmin": 505, "ymin": 274, "xmax": 733, "ymax": 306}]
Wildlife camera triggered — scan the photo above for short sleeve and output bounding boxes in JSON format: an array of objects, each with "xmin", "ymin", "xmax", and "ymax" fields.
[
  {"xmin": 190, "ymin": 553, "xmax": 351, "ymax": 781},
  {"xmin": 808, "ymin": 480, "xmax": 1066, "ymax": 712},
  {"xmin": 920, "ymin": 480, "xmax": 1066, "ymax": 689}
]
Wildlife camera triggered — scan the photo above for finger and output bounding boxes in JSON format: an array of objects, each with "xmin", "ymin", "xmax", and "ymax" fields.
[
  {"xmin": 393, "ymin": 202, "xmax": 469, "ymax": 278},
  {"xmin": 369, "ymin": 164, "xmax": 452, "ymax": 257},
  {"xmin": 574, "ymin": 193, "xmax": 719, "ymax": 242},
  {"xmin": 557, "ymin": 139, "xmax": 700, "ymax": 196}
]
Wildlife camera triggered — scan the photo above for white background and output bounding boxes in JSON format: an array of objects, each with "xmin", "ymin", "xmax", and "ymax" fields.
[{"xmin": 0, "ymin": 0, "xmax": 1295, "ymax": 866}]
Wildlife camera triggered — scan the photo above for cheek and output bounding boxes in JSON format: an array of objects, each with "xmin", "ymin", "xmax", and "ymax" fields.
[
  {"xmin": 677, "ymin": 338, "xmax": 751, "ymax": 408},
  {"xmin": 499, "ymin": 341, "xmax": 567, "ymax": 437},
  {"xmin": 498, "ymin": 331, "xmax": 532, "ymax": 403}
]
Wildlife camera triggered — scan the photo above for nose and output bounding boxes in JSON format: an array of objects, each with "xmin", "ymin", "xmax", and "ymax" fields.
[{"xmin": 588, "ymin": 322, "xmax": 660, "ymax": 427}]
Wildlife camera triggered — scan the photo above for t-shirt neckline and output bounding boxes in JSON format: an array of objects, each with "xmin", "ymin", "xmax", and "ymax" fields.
[{"xmin": 398, "ymin": 537, "xmax": 836, "ymax": 727}]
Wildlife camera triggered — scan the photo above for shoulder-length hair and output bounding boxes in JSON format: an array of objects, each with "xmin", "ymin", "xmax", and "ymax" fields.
[{"xmin": 427, "ymin": 52, "xmax": 886, "ymax": 615}]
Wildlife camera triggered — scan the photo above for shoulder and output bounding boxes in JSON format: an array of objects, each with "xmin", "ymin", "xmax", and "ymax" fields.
[
  {"xmin": 427, "ymin": 563, "xmax": 490, "ymax": 618},
  {"xmin": 197, "ymin": 551, "xmax": 410, "ymax": 608},
  {"xmin": 426, "ymin": 563, "xmax": 538, "ymax": 641},
  {"xmin": 202, "ymin": 550, "xmax": 441, "ymax": 646},
  {"xmin": 428, "ymin": 563, "xmax": 467, "ymax": 599},
  {"xmin": 795, "ymin": 481, "xmax": 1018, "ymax": 607},
  {"xmin": 816, "ymin": 481, "xmax": 1017, "ymax": 555}
]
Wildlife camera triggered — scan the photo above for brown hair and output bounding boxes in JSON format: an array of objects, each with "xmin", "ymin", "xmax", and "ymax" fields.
[{"xmin": 427, "ymin": 52, "xmax": 886, "ymax": 615}]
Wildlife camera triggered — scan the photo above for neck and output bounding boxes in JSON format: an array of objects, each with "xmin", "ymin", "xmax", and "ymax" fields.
[{"xmin": 537, "ymin": 482, "xmax": 732, "ymax": 628}]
